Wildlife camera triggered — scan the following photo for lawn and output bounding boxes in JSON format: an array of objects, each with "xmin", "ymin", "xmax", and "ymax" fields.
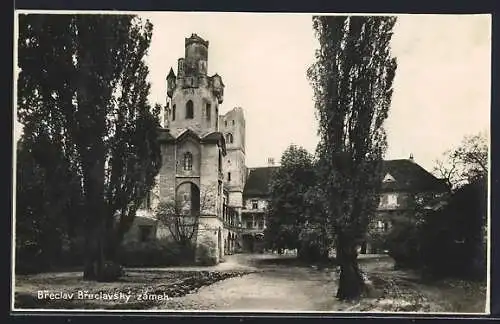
[{"xmin": 14, "ymin": 269, "xmax": 251, "ymax": 310}]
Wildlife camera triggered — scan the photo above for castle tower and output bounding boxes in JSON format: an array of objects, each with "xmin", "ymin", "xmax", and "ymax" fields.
[
  {"xmin": 165, "ymin": 34, "xmax": 224, "ymax": 137},
  {"xmin": 219, "ymin": 107, "xmax": 247, "ymax": 228}
]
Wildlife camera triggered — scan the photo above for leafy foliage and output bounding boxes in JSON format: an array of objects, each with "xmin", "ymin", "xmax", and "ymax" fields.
[
  {"xmin": 16, "ymin": 14, "xmax": 161, "ymax": 280},
  {"xmin": 419, "ymin": 178, "xmax": 487, "ymax": 280},
  {"xmin": 264, "ymin": 145, "xmax": 320, "ymax": 253},
  {"xmin": 308, "ymin": 15, "xmax": 397, "ymax": 300}
]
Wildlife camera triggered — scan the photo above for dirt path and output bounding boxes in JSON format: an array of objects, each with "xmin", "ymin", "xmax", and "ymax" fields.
[
  {"xmin": 155, "ymin": 254, "xmax": 486, "ymax": 313},
  {"xmin": 157, "ymin": 257, "xmax": 338, "ymax": 311}
]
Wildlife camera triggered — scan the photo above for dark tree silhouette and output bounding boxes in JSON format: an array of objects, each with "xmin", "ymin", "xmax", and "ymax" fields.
[
  {"xmin": 265, "ymin": 145, "xmax": 321, "ymax": 256},
  {"xmin": 308, "ymin": 16, "xmax": 397, "ymax": 300},
  {"xmin": 17, "ymin": 14, "xmax": 162, "ymax": 281}
]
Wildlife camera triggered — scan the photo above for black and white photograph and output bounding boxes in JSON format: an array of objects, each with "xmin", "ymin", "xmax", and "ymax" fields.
[{"xmin": 12, "ymin": 11, "xmax": 491, "ymax": 314}]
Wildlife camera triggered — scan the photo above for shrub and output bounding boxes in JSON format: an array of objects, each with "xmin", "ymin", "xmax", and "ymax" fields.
[
  {"xmin": 419, "ymin": 178, "xmax": 487, "ymax": 280},
  {"xmin": 118, "ymin": 238, "xmax": 195, "ymax": 267},
  {"xmin": 385, "ymin": 219, "xmax": 422, "ymax": 269},
  {"xmin": 196, "ymin": 238, "xmax": 218, "ymax": 266},
  {"xmin": 97, "ymin": 261, "xmax": 124, "ymax": 282}
]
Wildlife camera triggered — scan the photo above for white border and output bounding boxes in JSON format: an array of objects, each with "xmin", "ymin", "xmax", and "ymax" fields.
[{"xmin": 11, "ymin": 9, "xmax": 492, "ymax": 316}]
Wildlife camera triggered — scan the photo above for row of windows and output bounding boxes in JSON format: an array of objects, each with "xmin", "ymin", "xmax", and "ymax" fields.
[
  {"xmin": 171, "ymin": 100, "xmax": 212, "ymax": 122},
  {"xmin": 245, "ymin": 220, "xmax": 265, "ymax": 230}
]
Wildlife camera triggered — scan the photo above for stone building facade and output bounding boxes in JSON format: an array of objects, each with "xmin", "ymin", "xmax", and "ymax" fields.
[
  {"xmin": 125, "ymin": 34, "xmax": 246, "ymax": 265},
  {"xmin": 240, "ymin": 163, "xmax": 280, "ymax": 252}
]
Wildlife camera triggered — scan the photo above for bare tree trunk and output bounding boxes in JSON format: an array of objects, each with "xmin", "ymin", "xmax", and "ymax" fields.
[{"xmin": 335, "ymin": 232, "xmax": 365, "ymax": 300}]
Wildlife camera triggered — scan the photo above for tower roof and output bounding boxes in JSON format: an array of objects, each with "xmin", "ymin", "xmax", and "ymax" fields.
[
  {"xmin": 185, "ymin": 33, "xmax": 209, "ymax": 47},
  {"xmin": 167, "ymin": 67, "xmax": 176, "ymax": 79}
]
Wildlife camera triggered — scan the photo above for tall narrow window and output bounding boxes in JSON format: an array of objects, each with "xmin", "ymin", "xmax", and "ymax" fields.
[
  {"xmin": 183, "ymin": 152, "xmax": 193, "ymax": 171},
  {"xmin": 226, "ymin": 133, "xmax": 233, "ymax": 144},
  {"xmin": 232, "ymin": 120, "xmax": 235, "ymax": 126},
  {"xmin": 227, "ymin": 172, "xmax": 231, "ymax": 182},
  {"xmin": 186, "ymin": 100, "xmax": 194, "ymax": 119},
  {"xmin": 205, "ymin": 103, "xmax": 211, "ymax": 121},
  {"xmin": 172, "ymin": 104, "xmax": 176, "ymax": 121},
  {"xmin": 218, "ymin": 151, "xmax": 222, "ymax": 172},
  {"xmin": 215, "ymin": 107, "xmax": 219, "ymax": 128},
  {"xmin": 224, "ymin": 120, "xmax": 227, "ymax": 127}
]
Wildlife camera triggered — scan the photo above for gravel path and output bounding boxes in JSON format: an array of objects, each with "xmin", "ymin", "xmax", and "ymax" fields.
[{"xmin": 155, "ymin": 254, "xmax": 339, "ymax": 311}]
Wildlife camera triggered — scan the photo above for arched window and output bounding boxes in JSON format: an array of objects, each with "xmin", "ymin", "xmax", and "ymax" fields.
[
  {"xmin": 186, "ymin": 100, "xmax": 194, "ymax": 119},
  {"xmin": 183, "ymin": 152, "xmax": 193, "ymax": 171},
  {"xmin": 226, "ymin": 133, "xmax": 233, "ymax": 144},
  {"xmin": 172, "ymin": 104, "xmax": 176, "ymax": 121}
]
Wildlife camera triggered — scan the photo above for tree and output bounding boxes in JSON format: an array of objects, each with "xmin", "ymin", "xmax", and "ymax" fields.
[
  {"xmin": 419, "ymin": 177, "xmax": 487, "ymax": 280},
  {"xmin": 433, "ymin": 131, "xmax": 488, "ymax": 190},
  {"xmin": 17, "ymin": 14, "xmax": 162, "ymax": 281},
  {"xmin": 15, "ymin": 136, "xmax": 83, "ymax": 272},
  {"xmin": 264, "ymin": 145, "xmax": 318, "ymax": 255},
  {"xmin": 307, "ymin": 16, "xmax": 397, "ymax": 300},
  {"xmin": 156, "ymin": 183, "xmax": 216, "ymax": 249}
]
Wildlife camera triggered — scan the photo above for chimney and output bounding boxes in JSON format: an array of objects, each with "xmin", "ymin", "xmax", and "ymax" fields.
[
  {"xmin": 267, "ymin": 158, "xmax": 275, "ymax": 166},
  {"xmin": 409, "ymin": 153, "xmax": 414, "ymax": 162}
]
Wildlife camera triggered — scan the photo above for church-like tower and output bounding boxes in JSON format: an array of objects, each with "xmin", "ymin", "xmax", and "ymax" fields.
[{"xmin": 164, "ymin": 34, "xmax": 224, "ymax": 137}]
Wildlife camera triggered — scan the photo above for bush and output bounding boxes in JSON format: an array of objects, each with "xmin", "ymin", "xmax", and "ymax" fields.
[
  {"xmin": 196, "ymin": 238, "xmax": 218, "ymax": 266},
  {"xmin": 366, "ymin": 231, "xmax": 388, "ymax": 254},
  {"xmin": 118, "ymin": 238, "xmax": 195, "ymax": 267},
  {"xmin": 385, "ymin": 219, "xmax": 422, "ymax": 269},
  {"xmin": 419, "ymin": 178, "xmax": 487, "ymax": 280},
  {"xmin": 97, "ymin": 261, "xmax": 124, "ymax": 282}
]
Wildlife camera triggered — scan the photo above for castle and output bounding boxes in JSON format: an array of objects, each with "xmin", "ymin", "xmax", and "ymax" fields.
[
  {"xmin": 128, "ymin": 34, "xmax": 247, "ymax": 264},
  {"xmin": 126, "ymin": 33, "xmax": 449, "ymax": 262}
]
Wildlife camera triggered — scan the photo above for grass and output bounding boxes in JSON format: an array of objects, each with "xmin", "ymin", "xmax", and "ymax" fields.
[{"xmin": 14, "ymin": 269, "xmax": 251, "ymax": 310}]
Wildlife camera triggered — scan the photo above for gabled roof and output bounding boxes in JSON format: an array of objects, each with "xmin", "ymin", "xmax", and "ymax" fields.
[
  {"xmin": 157, "ymin": 128, "xmax": 226, "ymax": 154},
  {"xmin": 380, "ymin": 159, "xmax": 449, "ymax": 192},
  {"xmin": 176, "ymin": 128, "xmax": 201, "ymax": 143},
  {"xmin": 382, "ymin": 173, "xmax": 396, "ymax": 183},
  {"xmin": 243, "ymin": 166, "xmax": 280, "ymax": 198},
  {"xmin": 157, "ymin": 128, "xmax": 175, "ymax": 143},
  {"xmin": 241, "ymin": 159, "xmax": 449, "ymax": 198},
  {"xmin": 201, "ymin": 131, "xmax": 226, "ymax": 155}
]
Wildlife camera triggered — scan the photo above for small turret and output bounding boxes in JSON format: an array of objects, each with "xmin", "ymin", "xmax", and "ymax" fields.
[
  {"xmin": 166, "ymin": 68, "xmax": 176, "ymax": 98},
  {"xmin": 211, "ymin": 73, "xmax": 224, "ymax": 104}
]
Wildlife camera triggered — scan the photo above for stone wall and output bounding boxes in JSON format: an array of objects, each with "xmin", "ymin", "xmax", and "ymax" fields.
[
  {"xmin": 169, "ymin": 87, "xmax": 219, "ymax": 136},
  {"xmin": 158, "ymin": 143, "xmax": 177, "ymax": 202},
  {"xmin": 195, "ymin": 216, "xmax": 224, "ymax": 265}
]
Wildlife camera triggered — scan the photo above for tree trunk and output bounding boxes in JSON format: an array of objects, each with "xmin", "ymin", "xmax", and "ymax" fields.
[
  {"xmin": 83, "ymin": 227, "xmax": 104, "ymax": 280},
  {"xmin": 335, "ymin": 233, "xmax": 365, "ymax": 300}
]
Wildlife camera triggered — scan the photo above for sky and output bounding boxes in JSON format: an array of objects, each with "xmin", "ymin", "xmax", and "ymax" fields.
[
  {"xmin": 14, "ymin": 13, "xmax": 492, "ymax": 173},
  {"xmin": 139, "ymin": 13, "xmax": 491, "ymax": 171}
]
